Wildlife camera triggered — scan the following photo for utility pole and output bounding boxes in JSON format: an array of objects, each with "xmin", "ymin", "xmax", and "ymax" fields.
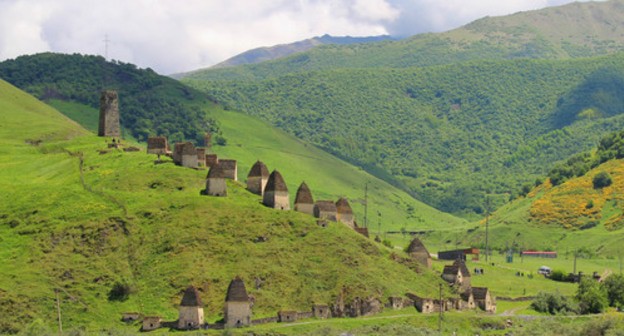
[
  {"xmin": 55, "ymin": 289, "xmax": 62, "ymax": 336},
  {"xmin": 573, "ymin": 250, "xmax": 578, "ymax": 275},
  {"xmin": 438, "ymin": 283, "xmax": 443, "ymax": 333},
  {"xmin": 364, "ymin": 182, "xmax": 368, "ymax": 229},
  {"xmin": 485, "ymin": 196, "xmax": 490, "ymax": 263}
]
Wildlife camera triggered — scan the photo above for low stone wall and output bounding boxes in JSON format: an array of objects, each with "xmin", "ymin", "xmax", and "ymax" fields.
[
  {"xmin": 252, "ymin": 316, "xmax": 278, "ymax": 325},
  {"xmin": 496, "ymin": 296, "xmax": 534, "ymax": 302}
]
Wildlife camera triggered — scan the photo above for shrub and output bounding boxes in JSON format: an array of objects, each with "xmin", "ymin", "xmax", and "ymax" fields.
[
  {"xmin": 531, "ymin": 291, "xmax": 578, "ymax": 314},
  {"xmin": 593, "ymin": 171, "xmax": 613, "ymax": 189},
  {"xmin": 108, "ymin": 281, "xmax": 132, "ymax": 302},
  {"xmin": 602, "ymin": 273, "xmax": 624, "ymax": 309},
  {"xmin": 549, "ymin": 269, "xmax": 571, "ymax": 282},
  {"xmin": 576, "ymin": 277, "xmax": 608, "ymax": 314}
]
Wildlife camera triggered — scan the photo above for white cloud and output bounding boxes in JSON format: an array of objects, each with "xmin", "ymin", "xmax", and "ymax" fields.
[{"xmin": 0, "ymin": 0, "xmax": 596, "ymax": 74}]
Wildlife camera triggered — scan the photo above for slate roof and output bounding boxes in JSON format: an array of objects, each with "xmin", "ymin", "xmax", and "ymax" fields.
[
  {"xmin": 247, "ymin": 160, "xmax": 269, "ymax": 178},
  {"xmin": 442, "ymin": 265, "xmax": 460, "ymax": 276},
  {"xmin": 265, "ymin": 170, "xmax": 288, "ymax": 192},
  {"xmin": 225, "ymin": 277, "xmax": 249, "ymax": 302},
  {"xmin": 147, "ymin": 136, "xmax": 168, "ymax": 149},
  {"xmin": 460, "ymin": 290, "xmax": 473, "ymax": 301},
  {"xmin": 207, "ymin": 162, "xmax": 226, "ymax": 178},
  {"xmin": 315, "ymin": 200, "xmax": 337, "ymax": 212},
  {"xmin": 180, "ymin": 286, "xmax": 203, "ymax": 307},
  {"xmin": 295, "ymin": 182, "xmax": 314, "ymax": 204},
  {"xmin": 472, "ymin": 287, "xmax": 489, "ymax": 300},
  {"xmin": 180, "ymin": 142, "xmax": 196, "ymax": 155},
  {"xmin": 453, "ymin": 259, "xmax": 471, "ymax": 277},
  {"xmin": 219, "ymin": 159, "xmax": 237, "ymax": 170},
  {"xmin": 335, "ymin": 197, "xmax": 353, "ymax": 214},
  {"xmin": 406, "ymin": 237, "xmax": 429, "ymax": 255}
]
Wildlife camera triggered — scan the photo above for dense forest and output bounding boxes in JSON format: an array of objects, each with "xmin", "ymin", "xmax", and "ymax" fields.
[
  {"xmin": 0, "ymin": 53, "xmax": 217, "ymax": 144},
  {"xmin": 185, "ymin": 53, "xmax": 624, "ymax": 216}
]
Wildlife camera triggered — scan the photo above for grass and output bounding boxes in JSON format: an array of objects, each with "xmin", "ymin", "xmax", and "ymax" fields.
[
  {"xmin": 0, "ymin": 79, "xmax": 455, "ymax": 334},
  {"xmin": 207, "ymin": 107, "xmax": 467, "ymax": 234}
]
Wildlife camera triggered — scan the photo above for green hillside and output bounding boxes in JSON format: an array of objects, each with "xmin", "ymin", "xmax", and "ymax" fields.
[
  {"xmin": 0, "ymin": 53, "xmax": 217, "ymax": 144},
  {"xmin": 185, "ymin": 52, "xmax": 624, "ymax": 216},
  {"xmin": 0, "ymin": 79, "xmax": 457, "ymax": 334},
  {"xmin": 462, "ymin": 132, "xmax": 624, "ymax": 256},
  {"xmin": 183, "ymin": 0, "xmax": 624, "ymax": 81}
]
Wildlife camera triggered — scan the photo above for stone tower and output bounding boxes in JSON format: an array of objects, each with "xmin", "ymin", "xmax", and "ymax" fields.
[
  {"xmin": 178, "ymin": 286, "xmax": 204, "ymax": 330},
  {"xmin": 294, "ymin": 182, "xmax": 314, "ymax": 215},
  {"xmin": 98, "ymin": 90, "xmax": 120, "ymax": 137},
  {"xmin": 246, "ymin": 160, "xmax": 269, "ymax": 196},
  {"xmin": 263, "ymin": 170, "xmax": 290, "ymax": 210},
  {"xmin": 224, "ymin": 277, "xmax": 251, "ymax": 328}
]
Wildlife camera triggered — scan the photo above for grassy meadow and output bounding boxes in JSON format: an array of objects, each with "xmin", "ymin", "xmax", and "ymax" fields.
[{"xmin": 0, "ymin": 79, "xmax": 460, "ymax": 334}]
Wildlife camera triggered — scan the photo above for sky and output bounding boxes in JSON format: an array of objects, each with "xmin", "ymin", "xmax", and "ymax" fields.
[{"xmin": 0, "ymin": 0, "xmax": 595, "ymax": 74}]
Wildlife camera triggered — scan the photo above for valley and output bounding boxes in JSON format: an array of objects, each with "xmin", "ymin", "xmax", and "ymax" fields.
[{"xmin": 2, "ymin": 1, "xmax": 624, "ymax": 334}]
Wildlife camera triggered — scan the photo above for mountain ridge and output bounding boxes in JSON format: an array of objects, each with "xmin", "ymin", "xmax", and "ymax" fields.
[{"xmin": 183, "ymin": 0, "xmax": 624, "ymax": 82}]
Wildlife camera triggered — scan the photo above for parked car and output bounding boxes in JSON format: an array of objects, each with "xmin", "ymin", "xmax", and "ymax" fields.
[{"xmin": 538, "ymin": 266, "xmax": 551, "ymax": 275}]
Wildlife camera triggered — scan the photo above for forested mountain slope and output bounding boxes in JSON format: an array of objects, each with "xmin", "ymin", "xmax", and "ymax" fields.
[{"xmin": 186, "ymin": 53, "xmax": 624, "ymax": 215}]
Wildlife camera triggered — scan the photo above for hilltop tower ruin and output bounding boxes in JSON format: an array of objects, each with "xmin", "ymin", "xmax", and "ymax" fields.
[
  {"xmin": 294, "ymin": 182, "xmax": 314, "ymax": 215},
  {"xmin": 98, "ymin": 90, "xmax": 120, "ymax": 137},
  {"xmin": 178, "ymin": 286, "xmax": 204, "ymax": 330},
  {"xmin": 246, "ymin": 161, "xmax": 269, "ymax": 195},
  {"xmin": 224, "ymin": 277, "xmax": 251, "ymax": 328}
]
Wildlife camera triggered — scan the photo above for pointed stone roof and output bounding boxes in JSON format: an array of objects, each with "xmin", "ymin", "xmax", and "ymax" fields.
[
  {"xmin": 248, "ymin": 160, "xmax": 269, "ymax": 178},
  {"xmin": 472, "ymin": 287, "xmax": 489, "ymax": 300},
  {"xmin": 460, "ymin": 289, "xmax": 474, "ymax": 301},
  {"xmin": 180, "ymin": 286, "xmax": 203, "ymax": 307},
  {"xmin": 453, "ymin": 259, "xmax": 471, "ymax": 277},
  {"xmin": 315, "ymin": 200, "xmax": 337, "ymax": 212},
  {"xmin": 406, "ymin": 237, "xmax": 429, "ymax": 255},
  {"xmin": 295, "ymin": 182, "xmax": 314, "ymax": 204},
  {"xmin": 147, "ymin": 136, "xmax": 168, "ymax": 149},
  {"xmin": 220, "ymin": 159, "xmax": 237, "ymax": 170},
  {"xmin": 265, "ymin": 170, "xmax": 288, "ymax": 192},
  {"xmin": 335, "ymin": 197, "xmax": 353, "ymax": 214},
  {"xmin": 207, "ymin": 162, "xmax": 226, "ymax": 178},
  {"xmin": 180, "ymin": 142, "xmax": 196, "ymax": 155},
  {"xmin": 225, "ymin": 277, "xmax": 249, "ymax": 302},
  {"xmin": 442, "ymin": 265, "xmax": 460, "ymax": 276}
]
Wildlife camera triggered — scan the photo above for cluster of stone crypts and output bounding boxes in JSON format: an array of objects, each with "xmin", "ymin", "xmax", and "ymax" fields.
[
  {"xmin": 434, "ymin": 259, "xmax": 496, "ymax": 313},
  {"xmin": 201, "ymin": 157, "xmax": 368, "ymax": 236},
  {"xmin": 141, "ymin": 278, "xmax": 252, "ymax": 332},
  {"xmin": 138, "ymin": 278, "xmax": 423, "ymax": 332}
]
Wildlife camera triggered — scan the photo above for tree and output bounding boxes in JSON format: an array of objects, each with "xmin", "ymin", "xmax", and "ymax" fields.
[
  {"xmin": 593, "ymin": 172, "xmax": 613, "ymax": 189},
  {"xmin": 531, "ymin": 291, "xmax": 578, "ymax": 314},
  {"xmin": 576, "ymin": 277, "xmax": 608, "ymax": 314},
  {"xmin": 602, "ymin": 274, "xmax": 624, "ymax": 309}
]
